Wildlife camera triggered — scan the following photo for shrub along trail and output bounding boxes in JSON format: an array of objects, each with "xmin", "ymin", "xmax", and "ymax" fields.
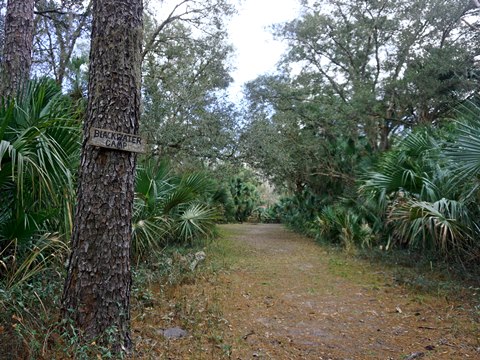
[{"xmin": 132, "ymin": 224, "xmax": 479, "ymax": 359}]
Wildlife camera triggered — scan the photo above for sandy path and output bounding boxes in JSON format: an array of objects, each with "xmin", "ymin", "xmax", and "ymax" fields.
[{"xmin": 133, "ymin": 224, "xmax": 479, "ymax": 359}]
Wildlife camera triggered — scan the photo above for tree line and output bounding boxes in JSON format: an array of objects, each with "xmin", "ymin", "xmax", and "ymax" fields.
[{"xmin": 241, "ymin": 0, "xmax": 480, "ymax": 266}]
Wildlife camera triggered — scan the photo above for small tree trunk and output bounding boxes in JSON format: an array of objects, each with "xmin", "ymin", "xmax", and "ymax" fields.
[
  {"xmin": 62, "ymin": 0, "xmax": 143, "ymax": 352},
  {"xmin": 0, "ymin": 0, "xmax": 35, "ymax": 97},
  {"xmin": 0, "ymin": 1, "xmax": 6, "ymax": 56}
]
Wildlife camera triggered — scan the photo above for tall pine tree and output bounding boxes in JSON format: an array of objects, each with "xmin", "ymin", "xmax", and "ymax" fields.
[
  {"xmin": 0, "ymin": 0, "xmax": 34, "ymax": 97},
  {"xmin": 62, "ymin": 0, "xmax": 143, "ymax": 352}
]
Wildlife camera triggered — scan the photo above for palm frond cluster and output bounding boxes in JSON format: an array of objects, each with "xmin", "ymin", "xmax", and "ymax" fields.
[
  {"xmin": 0, "ymin": 79, "xmax": 80, "ymax": 285},
  {"xmin": 132, "ymin": 159, "xmax": 220, "ymax": 262}
]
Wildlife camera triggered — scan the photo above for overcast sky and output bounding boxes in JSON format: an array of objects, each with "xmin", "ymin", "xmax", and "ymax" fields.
[{"xmin": 227, "ymin": 0, "xmax": 301, "ymax": 100}]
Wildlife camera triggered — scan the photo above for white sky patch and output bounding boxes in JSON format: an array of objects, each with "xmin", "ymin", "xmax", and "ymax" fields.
[{"xmin": 227, "ymin": 0, "xmax": 301, "ymax": 101}]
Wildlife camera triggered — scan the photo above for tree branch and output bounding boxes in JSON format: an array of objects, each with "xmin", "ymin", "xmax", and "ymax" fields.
[
  {"xmin": 34, "ymin": 9, "xmax": 68, "ymax": 16},
  {"xmin": 142, "ymin": 0, "xmax": 200, "ymax": 60}
]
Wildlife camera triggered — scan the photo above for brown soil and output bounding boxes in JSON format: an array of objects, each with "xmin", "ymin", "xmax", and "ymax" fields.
[{"xmin": 132, "ymin": 224, "xmax": 480, "ymax": 359}]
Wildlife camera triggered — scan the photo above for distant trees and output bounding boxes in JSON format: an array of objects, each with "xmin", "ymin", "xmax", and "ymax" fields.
[
  {"xmin": 239, "ymin": 0, "xmax": 480, "ymax": 264},
  {"xmin": 277, "ymin": 0, "xmax": 478, "ymax": 146},
  {"xmin": 241, "ymin": 0, "xmax": 480, "ymax": 192},
  {"xmin": 142, "ymin": 1, "xmax": 237, "ymax": 168},
  {"xmin": 229, "ymin": 175, "xmax": 260, "ymax": 222}
]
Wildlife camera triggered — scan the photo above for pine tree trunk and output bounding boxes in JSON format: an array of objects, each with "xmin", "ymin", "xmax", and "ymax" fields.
[
  {"xmin": 0, "ymin": 1, "xmax": 6, "ymax": 56},
  {"xmin": 0, "ymin": 0, "xmax": 35, "ymax": 97},
  {"xmin": 62, "ymin": 0, "xmax": 143, "ymax": 352}
]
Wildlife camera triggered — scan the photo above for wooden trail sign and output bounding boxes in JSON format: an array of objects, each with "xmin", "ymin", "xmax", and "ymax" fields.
[{"xmin": 88, "ymin": 127, "xmax": 146, "ymax": 153}]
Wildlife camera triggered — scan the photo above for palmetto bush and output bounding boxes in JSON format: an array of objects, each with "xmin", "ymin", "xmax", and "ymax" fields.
[
  {"xmin": 388, "ymin": 197, "xmax": 474, "ymax": 255},
  {"xmin": 0, "ymin": 79, "xmax": 80, "ymax": 282},
  {"xmin": 361, "ymin": 119, "xmax": 480, "ymax": 260},
  {"xmin": 315, "ymin": 204, "xmax": 374, "ymax": 251},
  {"xmin": 0, "ymin": 80, "xmax": 79, "ymax": 358},
  {"xmin": 447, "ymin": 100, "xmax": 480, "ymax": 182},
  {"xmin": 132, "ymin": 159, "xmax": 220, "ymax": 262},
  {"xmin": 275, "ymin": 189, "xmax": 326, "ymax": 235},
  {"xmin": 443, "ymin": 99, "xmax": 480, "ymax": 261},
  {"xmin": 361, "ymin": 130, "xmax": 440, "ymax": 203},
  {"xmin": 229, "ymin": 176, "xmax": 261, "ymax": 222}
]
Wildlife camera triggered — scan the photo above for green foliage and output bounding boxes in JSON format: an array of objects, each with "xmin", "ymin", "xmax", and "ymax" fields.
[
  {"xmin": 141, "ymin": 8, "xmax": 238, "ymax": 167},
  {"xmin": 446, "ymin": 100, "xmax": 480, "ymax": 182},
  {"xmin": 0, "ymin": 79, "xmax": 81, "ymax": 358},
  {"xmin": 240, "ymin": 2, "xmax": 480, "ymax": 235},
  {"xmin": 250, "ymin": 205, "xmax": 280, "ymax": 224},
  {"xmin": 315, "ymin": 205, "xmax": 374, "ymax": 251},
  {"xmin": 241, "ymin": 73, "xmax": 377, "ymax": 194},
  {"xmin": 267, "ymin": 102, "xmax": 480, "ymax": 267},
  {"xmin": 132, "ymin": 159, "xmax": 220, "ymax": 262},
  {"xmin": 271, "ymin": 190, "xmax": 325, "ymax": 236},
  {"xmin": 177, "ymin": 204, "xmax": 218, "ymax": 243},
  {"xmin": 361, "ymin": 130, "xmax": 443, "ymax": 201},
  {"xmin": 388, "ymin": 198, "xmax": 473, "ymax": 255},
  {"xmin": 274, "ymin": 189, "xmax": 375, "ymax": 252},
  {"xmin": 0, "ymin": 79, "xmax": 80, "ymax": 279},
  {"xmin": 228, "ymin": 175, "xmax": 261, "ymax": 222},
  {"xmin": 211, "ymin": 185, "xmax": 236, "ymax": 222},
  {"xmin": 359, "ymin": 119, "xmax": 480, "ymax": 261}
]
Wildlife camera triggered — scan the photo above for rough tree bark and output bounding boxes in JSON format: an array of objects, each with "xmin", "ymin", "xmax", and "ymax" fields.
[
  {"xmin": 62, "ymin": 0, "xmax": 143, "ymax": 352},
  {"xmin": 0, "ymin": 0, "xmax": 35, "ymax": 97},
  {"xmin": 0, "ymin": 1, "xmax": 6, "ymax": 56}
]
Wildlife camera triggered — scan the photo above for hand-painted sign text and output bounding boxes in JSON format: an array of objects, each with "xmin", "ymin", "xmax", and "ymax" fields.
[{"xmin": 88, "ymin": 127, "xmax": 146, "ymax": 153}]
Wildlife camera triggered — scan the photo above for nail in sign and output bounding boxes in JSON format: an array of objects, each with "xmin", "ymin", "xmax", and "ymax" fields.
[{"xmin": 88, "ymin": 127, "xmax": 146, "ymax": 153}]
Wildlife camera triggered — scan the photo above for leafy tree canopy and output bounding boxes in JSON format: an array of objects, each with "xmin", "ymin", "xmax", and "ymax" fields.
[
  {"xmin": 240, "ymin": 0, "xmax": 480, "ymax": 194},
  {"xmin": 141, "ymin": 3, "xmax": 239, "ymax": 169}
]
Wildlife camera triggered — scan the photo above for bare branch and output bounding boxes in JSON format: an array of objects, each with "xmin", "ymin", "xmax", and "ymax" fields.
[
  {"xmin": 142, "ymin": 0, "xmax": 190, "ymax": 60},
  {"xmin": 142, "ymin": 0, "xmax": 217, "ymax": 60},
  {"xmin": 34, "ymin": 9, "xmax": 68, "ymax": 16},
  {"xmin": 462, "ymin": 18, "xmax": 479, "ymax": 31}
]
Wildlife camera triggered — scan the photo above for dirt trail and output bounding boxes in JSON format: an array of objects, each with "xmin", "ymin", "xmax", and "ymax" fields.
[{"xmin": 133, "ymin": 224, "xmax": 479, "ymax": 359}]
